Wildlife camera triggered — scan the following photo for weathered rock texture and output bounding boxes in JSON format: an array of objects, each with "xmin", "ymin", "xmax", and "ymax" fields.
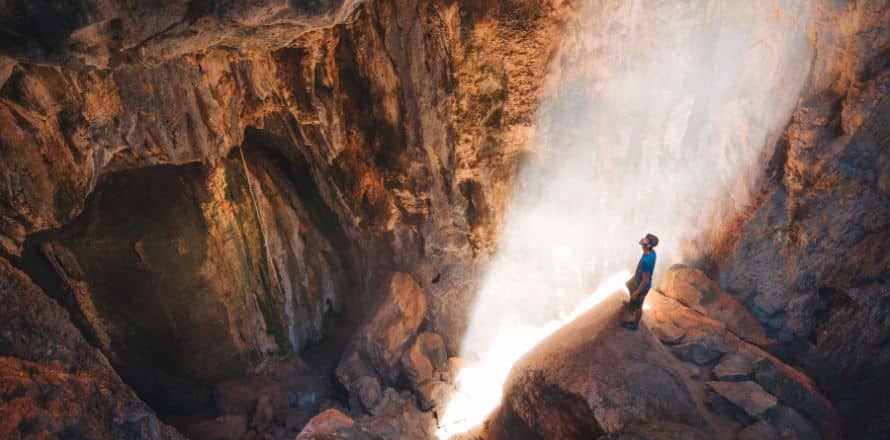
[
  {"xmin": 0, "ymin": 0, "xmax": 570, "ymax": 357},
  {"xmin": 0, "ymin": 257, "xmax": 182, "ymax": 439},
  {"xmin": 705, "ymin": 1, "xmax": 890, "ymax": 436},
  {"xmin": 501, "ymin": 291, "xmax": 714, "ymax": 439},
  {"xmin": 0, "ymin": 0, "xmax": 570, "ymax": 435},
  {"xmin": 495, "ymin": 268, "xmax": 842, "ymax": 440},
  {"xmin": 648, "ymin": 266, "xmax": 839, "ymax": 439},
  {"xmin": 0, "ymin": 0, "xmax": 888, "ymax": 438}
]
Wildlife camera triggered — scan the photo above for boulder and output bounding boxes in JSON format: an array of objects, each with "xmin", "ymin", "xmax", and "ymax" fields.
[
  {"xmin": 184, "ymin": 414, "xmax": 248, "ymax": 440},
  {"xmin": 670, "ymin": 331, "xmax": 727, "ymax": 365},
  {"xmin": 400, "ymin": 341, "xmax": 434, "ymax": 387},
  {"xmin": 647, "ymin": 291, "xmax": 728, "ymax": 336},
  {"xmin": 415, "ymin": 332, "xmax": 448, "ymax": 369},
  {"xmin": 713, "ymin": 354, "xmax": 755, "ymax": 382},
  {"xmin": 355, "ymin": 376, "xmax": 382, "ymax": 412},
  {"xmin": 502, "ymin": 291, "xmax": 713, "ymax": 438},
  {"xmin": 659, "ymin": 266, "xmax": 773, "ymax": 349},
  {"xmin": 736, "ymin": 421, "xmax": 779, "ymax": 440},
  {"xmin": 765, "ymin": 405, "xmax": 821, "ymax": 440},
  {"xmin": 368, "ymin": 387, "xmax": 406, "ymax": 418},
  {"xmin": 297, "ymin": 409, "xmax": 369, "ymax": 440},
  {"xmin": 359, "ymin": 396, "xmax": 438, "ymax": 439},
  {"xmin": 337, "ymin": 272, "xmax": 428, "ymax": 390},
  {"xmin": 415, "ymin": 379, "xmax": 452, "ymax": 411},
  {"xmin": 653, "ymin": 322, "xmax": 687, "ymax": 345},
  {"xmin": 401, "ymin": 332, "xmax": 449, "ymax": 388},
  {"xmin": 706, "ymin": 381, "xmax": 778, "ymax": 419},
  {"xmin": 752, "ymin": 357, "xmax": 836, "ymax": 424},
  {"xmin": 251, "ymin": 394, "xmax": 274, "ymax": 430}
]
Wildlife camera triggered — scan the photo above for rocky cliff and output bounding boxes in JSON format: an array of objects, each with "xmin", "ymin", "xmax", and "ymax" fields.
[
  {"xmin": 708, "ymin": 2, "xmax": 889, "ymax": 436},
  {"xmin": 1, "ymin": 0, "xmax": 569, "ymax": 437},
  {"xmin": 0, "ymin": 0, "xmax": 887, "ymax": 439}
]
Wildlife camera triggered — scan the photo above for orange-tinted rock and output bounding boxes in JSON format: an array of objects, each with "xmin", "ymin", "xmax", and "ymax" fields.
[
  {"xmin": 183, "ymin": 414, "xmax": 248, "ymax": 440},
  {"xmin": 0, "ymin": 257, "xmax": 182, "ymax": 439},
  {"xmin": 355, "ymin": 376, "xmax": 382, "ymax": 412},
  {"xmin": 251, "ymin": 394, "xmax": 274, "ymax": 430},
  {"xmin": 401, "ymin": 331, "xmax": 448, "ymax": 388},
  {"xmin": 752, "ymin": 356, "xmax": 837, "ymax": 435},
  {"xmin": 659, "ymin": 265, "xmax": 773, "ymax": 349},
  {"xmin": 415, "ymin": 379, "xmax": 453, "ymax": 411},
  {"xmin": 297, "ymin": 409, "xmax": 368, "ymax": 440},
  {"xmin": 401, "ymin": 342, "xmax": 434, "ymax": 388},
  {"xmin": 502, "ymin": 292, "xmax": 713, "ymax": 438},
  {"xmin": 337, "ymin": 272, "xmax": 428, "ymax": 392},
  {"xmin": 706, "ymin": 381, "xmax": 778, "ymax": 419}
]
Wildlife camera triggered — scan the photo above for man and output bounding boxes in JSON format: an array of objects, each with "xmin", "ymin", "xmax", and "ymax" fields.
[{"xmin": 622, "ymin": 233, "xmax": 658, "ymax": 330}]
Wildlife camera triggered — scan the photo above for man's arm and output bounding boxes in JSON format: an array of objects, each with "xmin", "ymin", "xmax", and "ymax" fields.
[{"xmin": 631, "ymin": 272, "xmax": 650, "ymax": 299}]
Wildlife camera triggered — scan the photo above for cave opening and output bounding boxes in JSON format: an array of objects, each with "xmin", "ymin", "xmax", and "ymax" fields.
[{"xmin": 11, "ymin": 148, "xmax": 361, "ymax": 436}]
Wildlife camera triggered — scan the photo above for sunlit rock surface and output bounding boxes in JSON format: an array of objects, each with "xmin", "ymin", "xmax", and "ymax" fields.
[
  {"xmin": 495, "ymin": 268, "xmax": 840, "ymax": 440},
  {"xmin": 500, "ymin": 291, "xmax": 714, "ymax": 439},
  {"xmin": 0, "ymin": 0, "xmax": 887, "ymax": 438}
]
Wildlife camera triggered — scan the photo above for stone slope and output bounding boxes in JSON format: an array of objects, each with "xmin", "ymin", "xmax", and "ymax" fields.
[
  {"xmin": 0, "ymin": 256, "xmax": 183, "ymax": 439},
  {"xmin": 496, "ymin": 267, "xmax": 840, "ymax": 440}
]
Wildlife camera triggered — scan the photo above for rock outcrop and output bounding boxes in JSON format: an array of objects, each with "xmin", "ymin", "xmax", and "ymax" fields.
[
  {"xmin": 501, "ymin": 291, "xmax": 714, "ymax": 439},
  {"xmin": 1, "ymin": 0, "xmax": 570, "ymax": 429},
  {"xmin": 705, "ymin": 1, "xmax": 889, "ymax": 435},
  {"xmin": 0, "ymin": 0, "xmax": 887, "ymax": 438},
  {"xmin": 16, "ymin": 156, "xmax": 351, "ymax": 417},
  {"xmin": 0, "ymin": 257, "xmax": 181, "ymax": 438},
  {"xmin": 648, "ymin": 266, "xmax": 839, "ymax": 439},
  {"xmin": 338, "ymin": 272, "xmax": 428, "ymax": 386},
  {"xmin": 494, "ymin": 267, "xmax": 841, "ymax": 440}
]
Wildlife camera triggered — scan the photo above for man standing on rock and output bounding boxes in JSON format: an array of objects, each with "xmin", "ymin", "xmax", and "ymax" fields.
[{"xmin": 622, "ymin": 233, "xmax": 658, "ymax": 330}]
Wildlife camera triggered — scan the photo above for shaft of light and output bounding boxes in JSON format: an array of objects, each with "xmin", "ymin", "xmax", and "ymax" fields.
[{"xmin": 436, "ymin": 270, "xmax": 631, "ymax": 439}]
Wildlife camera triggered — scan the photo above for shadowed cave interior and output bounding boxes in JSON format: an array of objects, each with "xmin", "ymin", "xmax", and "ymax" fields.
[{"xmin": 0, "ymin": 1, "xmax": 888, "ymax": 440}]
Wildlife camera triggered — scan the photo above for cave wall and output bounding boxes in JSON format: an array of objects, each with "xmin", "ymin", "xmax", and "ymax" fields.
[
  {"xmin": 0, "ymin": 256, "xmax": 183, "ymax": 438},
  {"xmin": 708, "ymin": 1, "xmax": 890, "ymax": 436},
  {"xmin": 0, "ymin": 0, "xmax": 570, "ymax": 434},
  {"xmin": 1, "ymin": 0, "xmax": 887, "ymax": 438},
  {"xmin": 0, "ymin": 0, "xmax": 569, "ymax": 353},
  {"xmin": 18, "ymin": 152, "xmax": 352, "ymax": 415}
]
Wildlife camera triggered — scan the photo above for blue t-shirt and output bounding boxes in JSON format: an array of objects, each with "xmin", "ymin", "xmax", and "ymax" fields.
[{"xmin": 634, "ymin": 251, "xmax": 656, "ymax": 291}]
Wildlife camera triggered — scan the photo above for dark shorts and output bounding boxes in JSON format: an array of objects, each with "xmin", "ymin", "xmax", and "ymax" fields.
[{"xmin": 627, "ymin": 287, "xmax": 650, "ymax": 310}]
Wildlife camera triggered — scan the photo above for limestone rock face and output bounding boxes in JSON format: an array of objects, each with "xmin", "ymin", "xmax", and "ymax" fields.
[
  {"xmin": 0, "ymin": 257, "xmax": 182, "ymax": 439},
  {"xmin": 0, "ymin": 0, "xmax": 887, "ymax": 438},
  {"xmin": 705, "ymin": 1, "xmax": 889, "ymax": 434},
  {"xmin": 17, "ymin": 157, "xmax": 350, "ymax": 416},
  {"xmin": 337, "ymin": 272, "xmax": 428, "ymax": 399},
  {"xmin": 501, "ymin": 292, "xmax": 713, "ymax": 439},
  {"xmin": 0, "ymin": 0, "xmax": 364, "ymax": 68},
  {"xmin": 0, "ymin": 0, "xmax": 569, "ymax": 353},
  {"xmin": 660, "ymin": 266, "xmax": 772, "ymax": 349},
  {"xmin": 646, "ymin": 273, "xmax": 839, "ymax": 439},
  {"xmin": 296, "ymin": 409, "xmax": 369, "ymax": 440},
  {"xmin": 1, "ymin": 2, "xmax": 568, "ymax": 426}
]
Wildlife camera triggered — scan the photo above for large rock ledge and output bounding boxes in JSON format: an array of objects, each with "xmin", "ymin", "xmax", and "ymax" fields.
[
  {"xmin": 500, "ymin": 291, "xmax": 713, "ymax": 439},
  {"xmin": 494, "ymin": 266, "xmax": 839, "ymax": 440}
]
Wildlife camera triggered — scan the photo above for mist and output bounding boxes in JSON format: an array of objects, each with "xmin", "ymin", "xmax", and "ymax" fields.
[{"xmin": 439, "ymin": 0, "xmax": 814, "ymax": 435}]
